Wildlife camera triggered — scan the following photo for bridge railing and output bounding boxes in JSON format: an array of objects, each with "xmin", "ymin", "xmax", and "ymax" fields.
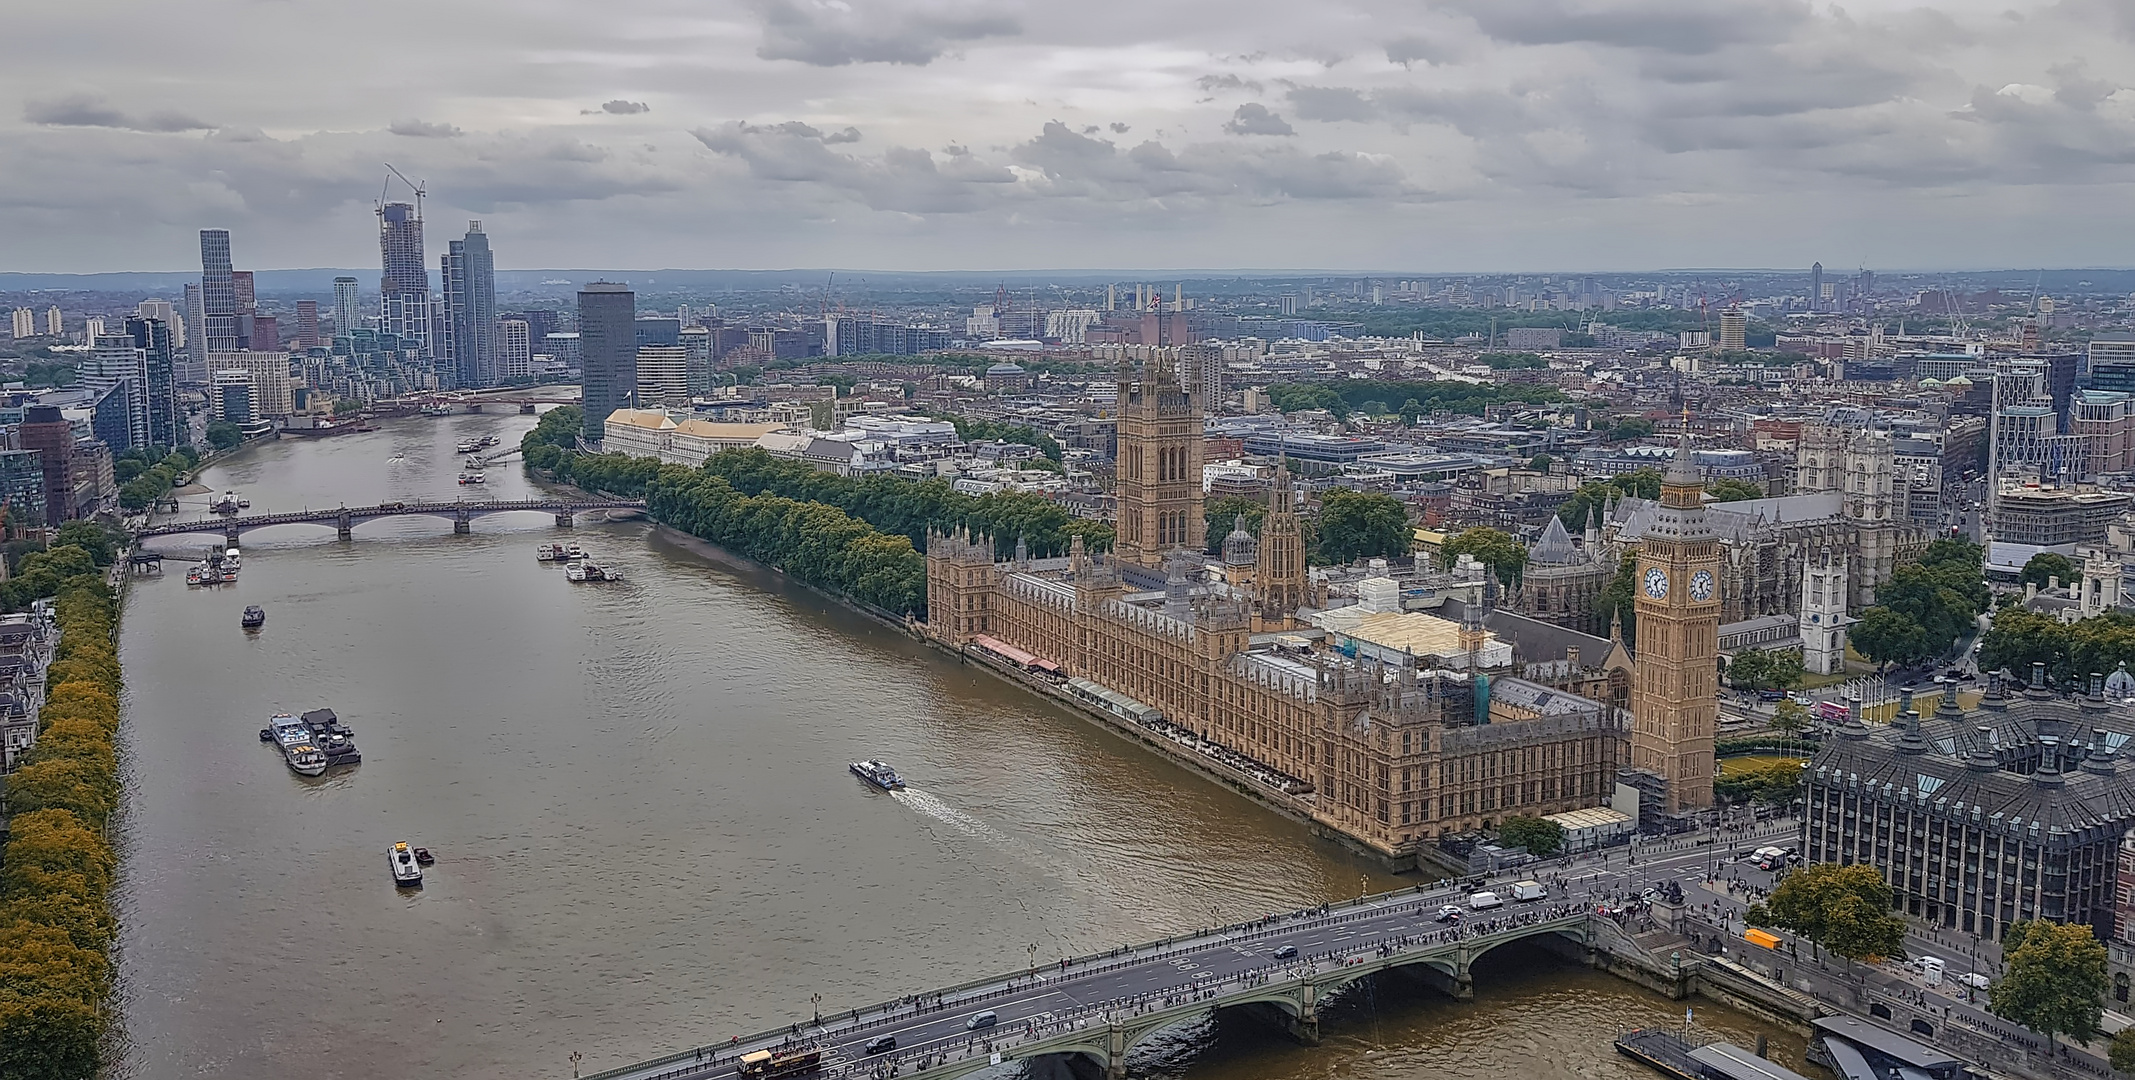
[{"xmin": 586, "ymin": 906, "xmax": 1590, "ymax": 1080}]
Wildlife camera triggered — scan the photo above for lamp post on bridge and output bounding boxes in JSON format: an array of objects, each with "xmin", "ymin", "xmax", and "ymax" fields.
[
  {"xmin": 1026, "ymin": 942, "xmax": 1038, "ymax": 977},
  {"xmin": 812, "ymin": 992, "xmax": 822, "ymax": 1026}
]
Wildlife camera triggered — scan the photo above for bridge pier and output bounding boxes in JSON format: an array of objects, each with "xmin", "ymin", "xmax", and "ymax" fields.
[
  {"xmin": 336, "ymin": 512, "xmax": 353, "ymax": 542},
  {"xmin": 555, "ymin": 510, "xmax": 574, "ymax": 528},
  {"xmin": 1235, "ymin": 999, "xmax": 1319, "ymax": 1046},
  {"xmin": 1391, "ymin": 961, "xmax": 1473, "ymax": 1001},
  {"xmin": 1105, "ymin": 1021, "xmax": 1129, "ymax": 1080},
  {"xmin": 224, "ymin": 525, "xmax": 239, "ymax": 547},
  {"xmin": 454, "ymin": 509, "xmax": 472, "ymax": 535}
]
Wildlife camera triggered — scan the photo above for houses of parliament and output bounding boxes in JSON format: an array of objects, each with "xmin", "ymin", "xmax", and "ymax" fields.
[{"xmin": 924, "ymin": 355, "xmax": 1720, "ymax": 865}]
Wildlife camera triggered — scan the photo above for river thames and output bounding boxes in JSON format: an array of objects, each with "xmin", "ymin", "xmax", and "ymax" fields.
[{"xmin": 110, "ymin": 412, "xmax": 1813, "ymax": 1079}]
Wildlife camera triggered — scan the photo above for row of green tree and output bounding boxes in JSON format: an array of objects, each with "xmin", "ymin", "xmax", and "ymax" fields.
[
  {"xmin": 927, "ymin": 413, "xmax": 1064, "ymax": 463},
  {"xmin": 1978, "ymin": 606, "xmax": 2135, "ymax": 689},
  {"xmin": 0, "ymin": 538, "xmax": 126, "ymax": 1078},
  {"xmin": 1848, "ymin": 539, "xmax": 1991, "ymax": 668},
  {"xmin": 1204, "ymin": 490, "xmax": 1414, "ymax": 565},
  {"xmin": 1262, "ymin": 380, "xmax": 1564, "ymax": 423},
  {"xmin": 522, "ymin": 411, "xmax": 927, "ymax": 613},
  {"xmin": 115, "ymin": 445, "xmax": 199, "ymax": 513}
]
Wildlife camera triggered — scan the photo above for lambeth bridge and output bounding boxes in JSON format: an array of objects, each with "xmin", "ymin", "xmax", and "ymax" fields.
[
  {"xmin": 133, "ymin": 498, "xmax": 647, "ymax": 544},
  {"xmin": 590, "ymin": 885, "xmax": 1634, "ymax": 1080}
]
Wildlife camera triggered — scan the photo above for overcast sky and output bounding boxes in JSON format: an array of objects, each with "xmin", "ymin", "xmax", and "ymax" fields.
[{"xmin": 6, "ymin": 0, "xmax": 2134, "ymax": 274}]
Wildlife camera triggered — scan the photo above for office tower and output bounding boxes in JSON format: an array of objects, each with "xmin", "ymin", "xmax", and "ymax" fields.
[
  {"xmin": 332, "ymin": 276, "xmax": 360, "ymax": 338},
  {"xmin": 294, "ymin": 300, "xmax": 320, "ymax": 348},
  {"xmin": 440, "ymin": 221, "xmax": 499, "ymax": 387},
  {"xmin": 1809, "ymin": 262, "xmax": 1823, "ymax": 312},
  {"xmin": 500, "ymin": 319, "xmax": 531, "ymax": 380},
  {"xmin": 200, "ymin": 229, "xmax": 240, "ymax": 353},
  {"xmin": 578, "ymin": 282, "xmax": 636, "ymax": 444},
  {"xmin": 377, "ymin": 200, "xmax": 431, "ymax": 355},
  {"xmin": 43, "ymin": 307, "xmax": 62, "ymax": 336},
  {"xmin": 633, "ymin": 317, "xmax": 681, "ymax": 349},
  {"xmin": 126, "ymin": 316, "xmax": 178, "ymax": 448},
  {"xmin": 82, "ymin": 333, "xmax": 150, "ymax": 452},
  {"xmin": 635, "ymin": 345, "xmax": 688, "ymax": 406},
  {"xmin": 1630, "ymin": 440, "xmax": 1720, "ymax": 812},
  {"xmin": 1718, "ymin": 309, "xmax": 1746, "ymax": 351},
  {"xmin": 19, "ymin": 405, "xmax": 75, "ymax": 526}
]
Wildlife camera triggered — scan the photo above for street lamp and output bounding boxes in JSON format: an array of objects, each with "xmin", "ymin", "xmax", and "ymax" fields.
[
  {"xmin": 812, "ymin": 993, "xmax": 822, "ymax": 1026},
  {"xmin": 570, "ymin": 1051, "xmax": 583, "ymax": 1078},
  {"xmin": 1027, "ymin": 942, "xmax": 1038, "ymax": 976}
]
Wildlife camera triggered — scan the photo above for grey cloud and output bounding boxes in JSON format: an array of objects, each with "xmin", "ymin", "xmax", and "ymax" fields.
[
  {"xmin": 603, "ymin": 100, "xmax": 651, "ymax": 114},
  {"xmin": 1196, "ymin": 74, "xmax": 1264, "ymax": 94},
  {"xmin": 1109, "ymin": 123, "xmax": 1130, "ymax": 133},
  {"xmin": 1223, "ymin": 103, "xmax": 1294, "ymax": 136},
  {"xmin": 25, "ymin": 93, "xmax": 212, "ymax": 132},
  {"xmin": 1286, "ymin": 86, "xmax": 1377, "ymax": 123},
  {"xmin": 390, "ymin": 119, "xmax": 463, "ymax": 138},
  {"xmin": 751, "ymin": 0, "xmax": 1019, "ymax": 67},
  {"xmin": 1448, "ymin": 0, "xmax": 1809, "ymax": 54},
  {"xmin": 692, "ymin": 120, "xmax": 1009, "ymax": 213},
  {"xmin": 1384, "ymin": 37, "xmax": 1452, "ymax": 67}
]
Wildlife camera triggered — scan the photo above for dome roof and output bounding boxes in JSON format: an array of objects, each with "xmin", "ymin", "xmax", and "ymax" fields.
[
  {"xmin": 2108, "ymin": 661, "xmax": 2135, "ymax": 699},
  {"xmin": 1946, "ymin": 375, "xmax": 1973, "ymax": 387},
  {"xmin": 986, "ymin": 362, "xmax": 1027, "ymax": 376},
  {"xmin": 1919, "ymin": 377, "xmax": 1944, "ymax": 389},
  {"xmin": 1222, "ymin": 524, "xmax": 1258, "ymax": 565}
]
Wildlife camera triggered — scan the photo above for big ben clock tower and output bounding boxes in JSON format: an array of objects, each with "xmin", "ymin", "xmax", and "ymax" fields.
[{"xmin": 1631, "ymin": 435, "xmax": 1720, "ymax": 811}]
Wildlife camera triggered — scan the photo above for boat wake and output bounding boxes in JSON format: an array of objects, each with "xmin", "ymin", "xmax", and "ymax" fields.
[{"xmin": 894, "ymin": 789, "xmax": 1025, "ymax": 852}]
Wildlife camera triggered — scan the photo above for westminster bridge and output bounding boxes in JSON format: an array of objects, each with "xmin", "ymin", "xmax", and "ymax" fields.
[{"xmin": 133, "ymin": 498, "xmax": 647, "ymax": 544}]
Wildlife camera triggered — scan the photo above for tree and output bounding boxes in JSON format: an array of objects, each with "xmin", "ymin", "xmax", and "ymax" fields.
[
  {"xmin": 1850, "ymin": 607, "xmax": 1931, "ymax": 669},
  {"xmin": 2110, "ymin": 1027, "xmax": 2135, "ymax": 1073},
  {"xmin": 1771, "ymin": 699, "xmax": 1810, "ymax": 736},
  {"xmin": 205, "ymin": 421, "xmax": 243, "ymax": 450},
  {"xmin": 1204, "ymin": 496, "xmax": 1266, "ymax": 554},
  {"xmin": 1706, "ymin": 478, "xmax": 1764, "ymax": 502},
  {"xmin": 50, "ymin": 523, "xmax": 116, "ymax": 568},
  {"xmin": 1768, "ymin": 649, "xmax": 1805, "ymax": 691},
  {"xmin": 1594, "ymin": 558, "xmax": 1638, "ymax": 648},
  {"xmin": 2021, "ymin": 552, "xmax": 2080, "ymax": 591},
  {"xmin": 1316, "ymin": 489, "xmax": 1411, "ymax": 564},
  {"xmin": 1527, "ymin": 453, "xmax": 1553, "ymax": 473},
  {"xmin": 1748, "ymin": 863, "xmax": 1906, "ymax": 962},
  {"xmin": 1441, "ymin": 526, "xmax": 1527, "ymax": 588},
  {"xmin": 1992, "ymin": 920, "xmax": 2109, "ymax": 1047},
  {"xmin": 1727, "ymin": 648, "xmax": 1776, "ymax": 691},
  {"xmin": 1497, "ymin": 815, "xmax": 1564, "ymax": 857},
  {"xmin": 1608, "ymin": 417, "xmax": 1654, "ymax": 441},
  {"xmin": 1398, "ymin": 398, "xmax": 1424, "ymax": 426}
]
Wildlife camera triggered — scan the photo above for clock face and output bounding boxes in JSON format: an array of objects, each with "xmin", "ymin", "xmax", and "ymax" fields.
[
  {"xmin": 1689, "ymin": 570, "xmax": 1715, "ymax": 602},
  {"xmin": 1643, "ymin": 566, "xmax": 1670, "ymax": 599}
]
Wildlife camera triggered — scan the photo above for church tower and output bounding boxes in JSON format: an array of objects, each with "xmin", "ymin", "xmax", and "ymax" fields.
[
  {"xmin": 1254, "ymin": 463, "xmax": 1307, "ymax": 628},
  {"xmin": 1801, "ymin": 547, "xmax": 1848, "ymax": 675},
  {"xmin": 1114, "ymin": 353, "xmax": 1204, "ymax": 568},
  {"xmin": 1631, "ymin": 437, "xmax": 1720, "ymax": 812}
]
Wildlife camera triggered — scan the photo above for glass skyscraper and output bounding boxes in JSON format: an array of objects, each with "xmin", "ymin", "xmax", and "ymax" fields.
[
  {"xmin": 578, "ymin": 282, "xmax": 637, "ymax": 444},
  {"xmin": 441, "ymin": 221, "xmax": 499, "ymax": 388}
]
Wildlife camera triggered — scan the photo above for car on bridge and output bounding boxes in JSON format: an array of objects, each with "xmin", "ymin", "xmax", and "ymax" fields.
[
  {"xmin": 966, "ymin": 1011, "xmax": 998, "ymax": 1030},
  {"xmin": 1272, "ymin": 944, "xmax": 1298, "ymax": 959},
  {"xmin": 863, "ymin": 1036, "xmax": 896, "ymax": 1055},
  {"xmin": 1435, "ymin": 904, "xmax": 1463, "ymax": 922}
]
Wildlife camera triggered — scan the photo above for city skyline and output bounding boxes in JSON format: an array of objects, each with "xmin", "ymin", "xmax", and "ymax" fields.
[{"xmin": 6, "ymin": 0, "xmax": 2135, "ymax": 273}]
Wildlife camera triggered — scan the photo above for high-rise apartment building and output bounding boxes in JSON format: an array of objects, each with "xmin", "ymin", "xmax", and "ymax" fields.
[
  {"xmin": 205, "ymin": 351, "xmax": 296, "ymax": 417},
  {"xmin": 293, "ymin": 300, "xmax": 320, "ymax": 349},
  {"xmin": 1809, "ymin": 262, "xmax": 1823, "ymax": 311},
  {"xmin": 635, "ymin": 346, "xmax": 688, "ymax": 407},
  {"xmin": 499, "ymin": 319, "xmax": 532, "ymax": 381},
  {"xmin": 440, "ymin": 221, "xmax": 499, "ymax": 387},
  {"xmin": 126, "ymin": 316, "xmax": 178, "ymax": 448},
  {"xmin": 377, "ymin": 201, "xmax": 431, "ymax": 355},
  {"xmin": 43, "ymin": 307, "xmax": 62, "ymax": 337},
  {"xmin": 332, "ymin": 276, "xmax": 361, "ymax": 339},
  {"xmin": 1630, "ymin": 440, "xmax": 1720, "ymax": 812},
  {"xmin": 1718, "ymin": 310, "xmax": 1746, "ymax": 351},
  {"xmin": 83, "ymin": 332, "xmax": 151, "ymax": 452},
  {"xmin": 9, "ymin": 309, "xmax": 33, "ymax": 340},
  {"xmin": 250, "ymin": 315, "xmax": 279, "ymax": 353},
  {"xmin": 578, "ymin": 283, "xmax": 637, "ymax": 444},
  {"xmin": 200, "ymin": 229, "xmax": 241, "ymax": 353},
  {"xmin": 19, "ymin": 405, "xmax": 75, "ymax": 527},
  {"xmin": 182, "ymin": 282, "xmax": 208, "ymax": 379}
]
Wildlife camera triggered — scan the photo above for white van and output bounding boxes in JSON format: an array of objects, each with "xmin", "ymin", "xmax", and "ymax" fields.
[{"xmin": 1468, "ymin": 891, "xmax": 1505, "ymax": 910}]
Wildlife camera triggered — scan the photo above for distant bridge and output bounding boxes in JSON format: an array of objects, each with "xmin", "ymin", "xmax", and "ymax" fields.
[{"xmin": 133, "ymin": 498, "xmax": 646, "ymax": 543}]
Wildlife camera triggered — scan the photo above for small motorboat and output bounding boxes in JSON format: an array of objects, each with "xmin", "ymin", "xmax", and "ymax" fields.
[
  {"xmin": 457, "ymin": 472, "xmax": 485, "ymax": 485},
  {"xmin": 241, "ymin": 605, "xmax": 266, "ymax": 630},
  {"xmin": 413, "ymin": 847, "xmax": 435, "ymax": 866},
  {"xmin": 564, "ymin": 562, "xmax": 587, "ymax": 582},
  {"xmin": 389, "ymin": 842, "xmax": 423, "ymax": 887},
  {"xmin": 849, "ymin": 761, "xmax": 906, "ymax": 791}
]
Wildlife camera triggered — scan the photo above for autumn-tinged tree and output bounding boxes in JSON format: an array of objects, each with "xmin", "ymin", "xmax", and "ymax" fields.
[{"xmin": 1992, "ymin": 921, "xmax": 2110, "ymax": 1047}]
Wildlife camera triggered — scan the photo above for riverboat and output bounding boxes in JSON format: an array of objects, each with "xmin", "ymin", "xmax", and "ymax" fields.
[
  {"xmin": 413, "ymin": 847, "xmax": 435, "ymax": 866},
  {"xmin": 241, "ymin": 605, "xmax": 266, "ymax": 629},
  {"xmin": 299, "ymin": 708, "xmax": 361, "ymax": 767},
  {"xmin": 457, "ymin": 472, "xmax": 485, "ymax": 485},
  {"xmin": 421, "ymin": 404, "xmax": 453, "ymax": 417},
  {"xmin": 564, "ymin": 561, "xmax": 587, "ymax": 582},
  {"xmin": 575, "ymin": 561, "xmax": 621, "ymax": 582},
  {"xmin": 389, "ymin": 841, "xmax": 423, "ymax": 887},
  {"xmin": 849, "ymin": 761, "xmax": 906, "ymax": 791},
  {"xmin": 262, "ymin": 712, "xmax": 329, "ymax": 776},
  {"xmin": 456, "ymin": 439, "xmax": 480, "ymax": 454},
  {"xmin": 210, "ymin": 492, "xmax": 243, "ymax": 515}
]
